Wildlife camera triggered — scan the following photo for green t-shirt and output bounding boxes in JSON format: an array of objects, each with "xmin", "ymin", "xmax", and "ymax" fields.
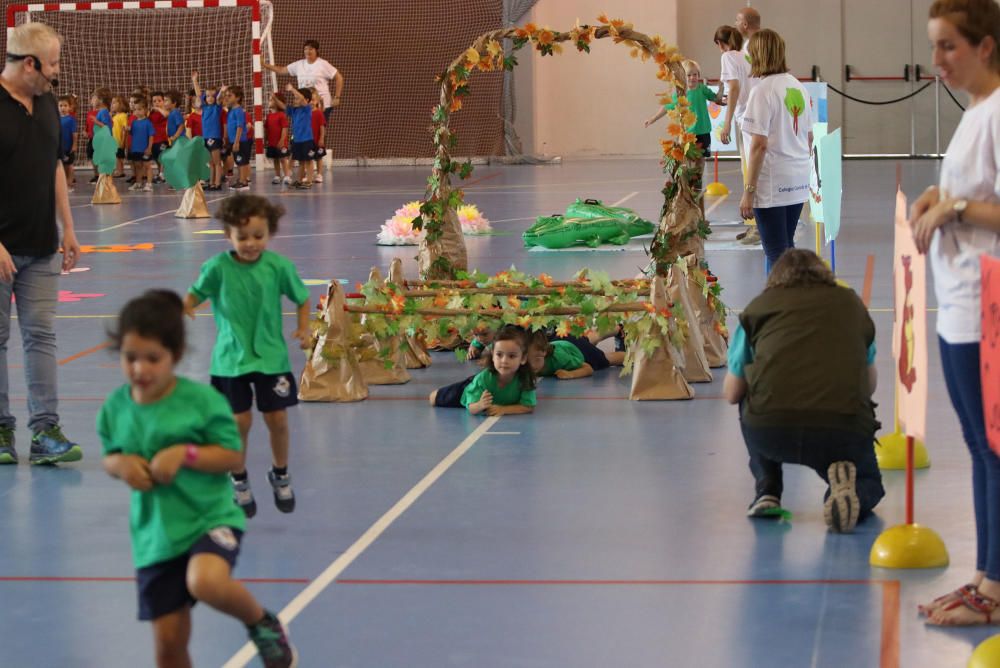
[
  {"xmin": 540, "ymin": 340, "xmax": 585, "ymax": 377},
  {"xmin": 189, "ymin": 250, "xmax": 310, "ymax": 377},
  {"xmin": 460, "ymin": 368, "xmax": 537, "ymax": 410},
  {"xmin": 665, "ymin": 84, "xmax": 718, "ymax": 135},
  {"xmin": 97, "ymin": 377, "xmax": 246, "ymax": 569}
]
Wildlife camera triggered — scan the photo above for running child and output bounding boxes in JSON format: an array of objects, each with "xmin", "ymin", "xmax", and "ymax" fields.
[
  {"xmin": 98, "ymin": 289, "xmax": 297, "ymax": 668},
  {"xmin": 57, "ymin": 95, "xmax": 77, "ymax": 191},
  {"xmin": 265, "ymin": 93, "xmax": 291, "ymax": 185},
  {"xmin": 183, "ymin": 195, "xmax": 311, "ymax": 518},
  {"xmin": 429, "ymin": 325, "xmax": 536, "ymax": 415}
]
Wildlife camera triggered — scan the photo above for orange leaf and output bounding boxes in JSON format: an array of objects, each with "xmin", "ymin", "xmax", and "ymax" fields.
[{"xmin": 450, "ymin": 98, "xmax": 463, "ymax": 112}]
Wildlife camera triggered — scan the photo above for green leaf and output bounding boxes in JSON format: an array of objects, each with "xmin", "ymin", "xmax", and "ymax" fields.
[{"xmin": 459, "ymin": 161, "xmax": 474, "ymax": 179}]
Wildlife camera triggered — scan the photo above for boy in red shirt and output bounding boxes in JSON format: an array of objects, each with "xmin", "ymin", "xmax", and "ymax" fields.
[
  {"xmin": 148, "ymin": 91, "xmax": 169, "ymax": 183},
  {"xmin": 265, "ymin": 94, "xmax": 290, "ymax": 185}
]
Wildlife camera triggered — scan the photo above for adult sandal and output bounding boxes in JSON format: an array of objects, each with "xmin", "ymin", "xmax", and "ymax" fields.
[
  {"xmin": 928, "ymin": 586, "xmax": 1000, "ymax": 626},
  {"xmin": 918, "ymin": 584, "xmax": 979, "ymax": 617}
]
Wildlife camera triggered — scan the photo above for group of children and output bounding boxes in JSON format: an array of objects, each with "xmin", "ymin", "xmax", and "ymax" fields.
[{"xmin": 57, "ymin": 75, "xmax": 332, "ymax": 194}]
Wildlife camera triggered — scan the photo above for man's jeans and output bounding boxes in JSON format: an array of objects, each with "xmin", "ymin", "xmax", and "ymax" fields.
[{"xmin": 0, "ymin": 254, "xmax": 60, "ymax": 433}]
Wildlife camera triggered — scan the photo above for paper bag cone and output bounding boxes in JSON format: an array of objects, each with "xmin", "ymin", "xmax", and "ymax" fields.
[
  {"xmin": 417, "ymin": 188, "xmax": 468, "ymax": 279},
  {"xmin": 684, "ymin": 256, "xmax": 729, "ymax": 368},
  {"xmin": 629, "ymin": 275, "xmax": 694, "ymax": 400},
  {"xmin": 353, "ymin": 267, "xmax": 411, "ymax": 384},
  {"xmin": 388, "ymin": 258, "xmax": 432, "ymax": 368},
  {"xmin": 298, "ymin": 282, "xmax": 368, "ymax": 402},
  {"xmin": 175, "ymin": 183, "xmax": 211, "ymax": 219},
  {"xmin": 668, "ymin": 266, "xmax": 712, "ymax": 383},
  {"xmin": 91, "ymin": 173, "xmax": 121, "ymax": 204}
]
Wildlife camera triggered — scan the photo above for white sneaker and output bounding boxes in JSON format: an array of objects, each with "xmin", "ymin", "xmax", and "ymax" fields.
[
  {"xmin": 128, "ymin": 182, "xmax": 142, "ymax": 191},
  {"xmin": 282, "ymin": 176, "xmax": 292, "ymax": 185},
  {"xmin": 314, "ymin": 173, "xmax": 323, "ymax": 183},
  {"xmin": 747, "ymin": 494, "xmax": 781, "ymax": 517},
  {"xmin": 143, "ymin": 183, "xmax": 153, "ymax": 192},
  {"xmin": 271, "ymin": 176, "xmax": 281, "ymax": 184}
]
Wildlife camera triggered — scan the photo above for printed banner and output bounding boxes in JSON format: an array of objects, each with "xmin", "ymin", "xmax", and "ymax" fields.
[
  {"xmin": 818, "ymin": 128, "xmax": 843, "ymax": 241},
  {"xmin": 808, "ymin": 122, "xmax": 828, "ymax": 223},
  {"xmin": 893, "ymin": 189, "xmax": 928, "ymax": 441},
  {"xmin": 708, "ymin": 100, "xmax": 738, "ymax": 154},
  {"xmin": 981, "ymin": 256, "xmax": 1000, "ymax": 456},
  {"xmin": 803, "ymin": 82, "xmax": 828, "ymax": 125}
]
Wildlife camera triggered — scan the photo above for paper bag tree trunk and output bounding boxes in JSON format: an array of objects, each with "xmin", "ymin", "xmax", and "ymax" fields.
[
  {"xmin": 417, "ymin": 185, "xmax": 468, "ymax": 279},
  {"xmin": 684, "ymin": 256, "xmax": 729, "ymax": 368},
  {"xmin": 388, "ymin": 258, "xmax": 432, "ymax": 368},
  {"xmin": 353, "ymin": 267, "xmax": 411, "ymax": 385},
  {"xmin": 656, "ymin": 178, "xmax": 704, "ymax": 269},
  {"xmin": 668, "ymin": 266, "xmax": 712, "ymax": 383},
  {"xmin": 175, "ymin": 183, "xmax": 211, "ymax": 219},
  {"xmin": 629, "ymin": 276, "xmax": 695, "ymax": 400},
  {"xmin": 91, "ymin": 173, "xmax": 121, "ymax": 204},
  {"xmin": 299, "ymin": 281, "xmax": 368, "ymax": 402}
]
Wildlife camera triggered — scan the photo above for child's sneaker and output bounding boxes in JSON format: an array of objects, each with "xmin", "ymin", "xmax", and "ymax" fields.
[
  {"xmin": 0, "ymin": 426, "xmax": 16, "ymax": 465},
  {"xmin": 282, "ymin": 176, "xmax": 292, "ymax": 185},
  {"xmin": 234, "ymin": 182, "xmax": 250, "ymax": 191},
  {"xmin": 143, "ymin": 183, "xmax": 153, "ymax": 192},
  {"xmin": 126, "ymin": 175, "xmax": 136, "ymax": 184},
  {"xmin": 232, "ymin": 475, "xmax": 257, "ymax": 518},
  {"xmin": 152, "ymin": 175, "xmax": 165, "ymax": 184},
  {"xmin": 128, "ymin": 182, "xmax": 143, "ymax": 191},
  {"xmin": 29, "ymin": 425, "xmax": 82, "ymax": 465},
  {"xmin": 291, "ymin": 181, "xmax": 311, "ymax": 190},
  {"xmin": 746, "ymin": 494, "xmax": 781, "ymax": 517},
  {"xmin": 271, "ymin": 176, "xmax": 282, "ymax": 185},
  {"xmin": 314, "ymin": 173, "xmax": 323, "ymax": 184},
  {"xmin": 267, "ymin": 468, "xmax": 296, "ymax": 513},
  {"xmin": 613, "ymin": 323, "xmax": 626, "ymax": 352},
  {"xmin": 248, "ymin": 610, "xmax": 298, "ymax": 668},
  {"xmin": 825, "ymin": 461, "xmax": 860, "ymax": 533}
]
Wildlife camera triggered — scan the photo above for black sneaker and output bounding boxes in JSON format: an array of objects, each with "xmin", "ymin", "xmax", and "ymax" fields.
[
  {"xmin": 268, "ymin": 469, "xmax": 296, "ymax": 513},
  {"xmin": 248, "ymin": 610, "xmax": 298, "ymax": 668},
  {"xmin": 613, "ymin": 324, "xmax": 626, "ymax": 352},
  {"xmin": 232, "ymin": 475, "xmax": 257, "ymax": 518},
  {"xmin": 825, "ymin": 461, "xmax": 859, "ymax": 533}
]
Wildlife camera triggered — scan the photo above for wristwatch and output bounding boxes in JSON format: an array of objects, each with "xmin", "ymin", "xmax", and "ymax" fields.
[
  {"xmin": 953, "ymin": 198, "xmax": 968, "ymax": 222},
  {"xmin": 744, "ymin": 184, "xmax": 757, "ymax": 193}
]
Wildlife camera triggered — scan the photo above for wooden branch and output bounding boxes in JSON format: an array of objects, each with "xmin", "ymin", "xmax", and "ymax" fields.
[{"xmin": 345, "ymin": 303, "xmax": 655, "ymax": 317}]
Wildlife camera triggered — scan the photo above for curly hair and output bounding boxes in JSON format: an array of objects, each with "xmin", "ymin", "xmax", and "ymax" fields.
[
  {"xmin": 215, "ymin": 194, "xmax": 285, "ymax": 234},
  {"xmin": 766, "ymin": 249, "xmax": 836, "ymax": 289}
]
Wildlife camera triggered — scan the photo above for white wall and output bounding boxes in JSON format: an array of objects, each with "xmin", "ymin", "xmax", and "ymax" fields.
[{"xmin": 513, "ymin": 0, "xmax": 961, "ymax": 157}]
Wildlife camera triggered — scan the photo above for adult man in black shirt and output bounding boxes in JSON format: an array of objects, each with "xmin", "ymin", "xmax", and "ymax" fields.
[{"xmin": 0, "ymin": 22, "xmax": 82, "ymax": 465}]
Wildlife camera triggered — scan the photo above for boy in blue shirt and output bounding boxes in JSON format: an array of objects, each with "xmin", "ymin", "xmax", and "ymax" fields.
[
  {"xmin": 275, "ymin": 84, "xmax": 315, "ymax": 190},
  {"xmin": 190, "ymin": 70, "xmax": 226, "ymax": 190},
  {"xmin": 225, "ymin": 86, "xmax": 251, "ymax": 191},
  {"xmin": 57, "ymin": 95, "xmax": 78, "ymax": 191},
  {"xmin": 127, "ymin": 99, "xmax": 155, "ymax": 192},
  {"xmin": 165, "ymin": 90, "xmax": 185, "ymax": 145}
]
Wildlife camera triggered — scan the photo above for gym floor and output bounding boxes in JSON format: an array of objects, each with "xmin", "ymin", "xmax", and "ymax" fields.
[{"xmin": 0, "ymin": 158, "xmax": 984, "ymax": 667}]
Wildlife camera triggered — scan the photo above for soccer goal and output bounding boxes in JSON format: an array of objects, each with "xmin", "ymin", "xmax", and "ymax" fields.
[{"xmin": 6, "ymin": 0, "xmax": 275, "ymax": 167}]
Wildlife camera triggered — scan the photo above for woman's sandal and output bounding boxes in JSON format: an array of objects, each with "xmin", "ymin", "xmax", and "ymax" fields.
[
  {"xmin": 918, "ymin": 584, "xmax": 979, "ymax": 617},
  {"xmin": 927, "ymin": 586, "xmax": 1000, "ymax": 626}
]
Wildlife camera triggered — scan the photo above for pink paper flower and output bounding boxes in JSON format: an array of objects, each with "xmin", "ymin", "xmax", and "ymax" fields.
[
  {"xmin": 458, "ymin": 204, "xmax": 491, "ymax": 235},
  {"xmin": 376, "ymin": 201, "xmax": 425, "ymax": 246}
]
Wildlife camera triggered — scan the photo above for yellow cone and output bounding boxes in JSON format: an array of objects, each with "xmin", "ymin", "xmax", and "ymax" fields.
[
  {"xmin": 969, "ymin": 635, "xmax": 1000, "ymax": 668},
  {"xmin": 870, "ymin": 523, "xmax": 949, "ymax": 569},
  {"xmin": 876, "ymin": 430, "xmax": 930, "ymax": 469},
  {"xmin": 705, "ymin": 182, "xmax": 729, "ymax": 197}
]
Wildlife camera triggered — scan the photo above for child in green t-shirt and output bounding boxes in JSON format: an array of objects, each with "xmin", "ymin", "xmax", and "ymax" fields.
[
  {"xmin": 183, "ymin": 195, "xmax": 311, "ymax": 519},
  {"xmin": 98, "ymin": 290, "xmax": 297, "ymax": 667},
  {"xmin": 429, "ymin": 325, "xmax": 537, "ymax": 414}
]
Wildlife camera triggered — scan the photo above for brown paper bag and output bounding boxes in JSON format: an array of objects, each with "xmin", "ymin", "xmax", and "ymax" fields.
[
  {"xmin": 629, "ymin": 275, "xmax": 694, "ymax": 400},
  {"xmin": 667, "ymin": 266, "xmax": 712, "ymax": 383},
  {"xmin": 661, "ymin": 178, "xmax": 705, "ymax": 263},
  {"xmin": 388, "ymin": 258, "xmax": 431, "ymax": 368},
  {"xmin": 684, "ymin": 256, "xmax": 729, "ymax": 368},
  {"xmin": 353, "ymin": 267, "xmax": 411, "ymax": 385},
  {"xmin": 417, "ymin": 187, "xmax": 468, "ymax": 279},
  {"xmin": 299, "ymin": 282, "xmax": 368, "ymax": 402},
  {"xmin": 91, "ymin": 173, "xmax": 121, "ymax": 204},
  {"xmin": 175, "ymin": 183, "xmax": 211, "ymax": 219}
]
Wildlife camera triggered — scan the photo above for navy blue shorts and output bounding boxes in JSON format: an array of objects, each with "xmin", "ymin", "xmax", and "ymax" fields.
[
  {"xmin": 116, "ymin": 148, "xmax": 125, "ymax": 159},
  {"xmin": 128, "ymin": 151, "xmax": 151, "ymax": 162},
  {"xmin": 203, "ymin": 137, "xmax": 222, "ymax": 152},
  {"xmin": 136, "ymin": 527, "xmax": 243, "ymax": 620},
  {"xmin": 266, "ymin": 146, "xmax": 289, "ymax": 159},
  {"xmin": 433, "ymin": 376, "xmax": 475, "ymax": 408},
  {"xmin": 59, "ymin": 151, "xmax": 75, "ymax": 165},
  {"xmin": 151, "ymin": 141, "xmax": 168, "ymax": 160},
  {"xmin": 86, "ymin": 137, "xmax": 94, "ymax": 160},
  {"xmin": 315, "ymin": 146, "xmax": 327, "ymax": 159},
  {"xmin": 550, "ymin": 334, "xmax": 610, "ymax": 371},
  {"xmin": 232, "ymin": 141, "xmax": 253, "ymax": 166},
  {"xmin": 291, "ymin": 140, "xmax": 316, "ymax": 162},
  {"xmin": 212, "ymin": 371, "xmax": 298, "ymax": 414},
  {"xmin": 696, "ymin": 133, "xmax": 712, "ymax": 159}
]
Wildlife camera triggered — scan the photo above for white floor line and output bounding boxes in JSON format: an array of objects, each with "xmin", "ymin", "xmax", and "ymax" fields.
[
  {"xmin": 221, "ymin": 415, "xmax": 502, "ymax": 668},
  {"xmin": 483, "ymin": 431, "xmax": 521, "ymax": 436},
  {"xmin": 704, "ymin": 193, "xmax": 729, "ymax": 219},
  {"xmin": 96, "ymin": 197, "xmax": 228, "ymax": 232},
  {"xmin": 610, "ymin": 191, "xmax": 639, "ymax": 207}
]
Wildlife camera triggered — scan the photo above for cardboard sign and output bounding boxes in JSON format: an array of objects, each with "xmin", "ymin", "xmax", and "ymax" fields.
[{"xmin": 893, "ymin": 189, "xmax": 928, "ymax": 440}]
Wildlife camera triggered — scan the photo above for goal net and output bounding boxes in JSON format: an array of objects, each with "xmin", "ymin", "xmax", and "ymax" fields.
[
  {"xmin": 3, "ymin": 0, "xmax": 510, "ymax": 164},
  {"xmin": 6, "ymin": 0, "xmax": 267, "ymax": 165}
]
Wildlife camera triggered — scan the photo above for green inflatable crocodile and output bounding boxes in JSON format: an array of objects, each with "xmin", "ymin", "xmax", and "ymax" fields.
[{"xmin": 522, "ymin": 198, "xmax": 656, "ymax": 249}]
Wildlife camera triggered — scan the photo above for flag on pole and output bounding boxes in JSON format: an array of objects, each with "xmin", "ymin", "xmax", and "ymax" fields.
[
  {"xmin": 980, "ymin": 255, "xmax": 1000, "ymax": 455},
  {"xmin": 893, "ymin": 189, "xmax": 928, "ymax": 440}
]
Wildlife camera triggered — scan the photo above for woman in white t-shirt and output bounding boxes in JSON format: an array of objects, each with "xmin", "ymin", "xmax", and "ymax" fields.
[
  {"xmin": 714, "ymin": 26, "xmax": 749, "ymax": 150},
  {"xmin": 264, "ymin": 39, "xmax": 344, "ymax": 122},
  {"xmin": 910, "ymin": 0, "xmax": 1000, "ymax": 628},
  {"xmin": 738, "ymin": 29, "xmax": 812, "ymax": 273}
]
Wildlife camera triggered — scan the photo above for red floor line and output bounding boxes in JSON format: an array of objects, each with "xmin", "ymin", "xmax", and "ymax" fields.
[
  {"xmin": 463, "ymin": 172, "xmax": 503, "ymax": 188},
  {"xmin": 366, "ymin": 395, "xmax": 726, "ymax": 402},
  {"xmin": 334, "ymin": 578, "xmax": 889, "ymax": 586},
  {"xmin": 58, "ymin": 341, "xmax": 111, "ymax": 366},
  {"xmin": 0, "ymin": 576, "xmax": 309, "ymax": 584},
  {"xmin": 881, "ymin": 580, "xmax": 901, "ymax": 668}
]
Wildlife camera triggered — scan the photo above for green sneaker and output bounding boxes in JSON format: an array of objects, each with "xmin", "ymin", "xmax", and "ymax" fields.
[
  {"xmin": 29, "ymin": 425, "xmax": 82, "ymax": 465},
  {"xmin": 248, "ymin": 610, "xmax": 298, "ymax": 668},
  {"xmin": 0, "ymin": 426, "xmax": 16, "ymax": 465}
]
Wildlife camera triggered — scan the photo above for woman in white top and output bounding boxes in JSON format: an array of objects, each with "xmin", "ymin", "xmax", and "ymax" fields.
[
  {"xmin": 714, "ymin": 26, "xmax": 749, "ymax": 150},
  {"xmin": 910, "ymin": 0, "xmax": 1000, "ymax": 627},
  {"xmin": 738, "ymin": 29, "xmax": 812, "ymax": 273},
  {"xmin": 264, "ymin": 40, "xmax": 344, "ymax": 123}
]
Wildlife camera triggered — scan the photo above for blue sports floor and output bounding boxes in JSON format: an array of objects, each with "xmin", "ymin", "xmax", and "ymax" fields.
[{"xmin": 0, "ymin": 159, "xmax": 988, "ymax": 667}]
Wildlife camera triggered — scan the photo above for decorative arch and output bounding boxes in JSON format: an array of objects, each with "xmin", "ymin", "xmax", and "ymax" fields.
[{"xmin": 414, "ymin": 15, "xmax": 708, "ymax": 279}]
